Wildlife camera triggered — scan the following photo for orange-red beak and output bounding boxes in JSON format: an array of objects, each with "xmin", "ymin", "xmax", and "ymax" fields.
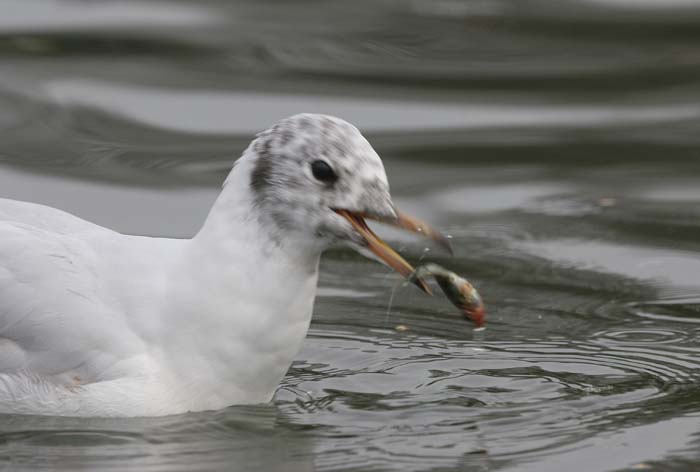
[{"xmin": 334, "ymin": 209, "xmax": 451, "ymax": 294}]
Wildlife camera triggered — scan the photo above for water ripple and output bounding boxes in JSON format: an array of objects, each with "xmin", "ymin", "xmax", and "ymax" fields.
[
  {"xmin": 276, "ymin": 328, "xmax": 700, "ymax": 470},
  {"xmin": 627, "ymin": 298, "xmax": 700, "ymax": 325}
]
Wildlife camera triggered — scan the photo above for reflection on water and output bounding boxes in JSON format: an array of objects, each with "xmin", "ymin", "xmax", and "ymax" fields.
[{"xmin": 1, "ymin": 0, "xmax": 700, "ymax": 470}]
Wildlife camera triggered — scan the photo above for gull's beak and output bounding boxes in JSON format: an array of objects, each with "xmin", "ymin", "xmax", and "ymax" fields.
[
  {"xmin": 392, "ymin": 209, "xmax": 453, "ymax": 255},
  {"xmin": 334, "ymin": 209, "xmax": 452, "ymax": 295}
]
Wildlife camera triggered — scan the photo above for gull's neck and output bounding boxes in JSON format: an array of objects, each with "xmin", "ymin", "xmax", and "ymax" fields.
[
  {"xmin": 158, "ymin": 154, "xmax": 321, "ymax": 410},
  {"xmin": 196, "ymin": 152, "xmax": 320, "ymax": 269}
]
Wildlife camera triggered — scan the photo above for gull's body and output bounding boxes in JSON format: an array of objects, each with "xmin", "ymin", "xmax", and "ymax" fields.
[
  {"xmin": 0, "ymin": 159, "xmax": 316, "ymax": 416},
  {"xmin": 0, "ymin": 114, "xmax": 442, "ymax": 417}
]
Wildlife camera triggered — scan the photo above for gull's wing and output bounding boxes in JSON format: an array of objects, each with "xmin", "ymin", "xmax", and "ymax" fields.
[
  {"xmin": 0, "ymin": 198, "xmax": 108, "ymax": 235},
  {"xmin": 0, "ymin": 200, "xmax": 142, "ymax": 386}
]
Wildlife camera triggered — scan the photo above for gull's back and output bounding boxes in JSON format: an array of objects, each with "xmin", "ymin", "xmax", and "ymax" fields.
[{"xmin": 0, "ymin": 198, "xmax": 109, "ymax": 235}]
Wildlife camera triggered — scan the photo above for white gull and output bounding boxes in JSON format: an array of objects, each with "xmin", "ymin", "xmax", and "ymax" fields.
[{"xmin": 0, "ymin": 114, "xmax": 449, "ymax": 417}]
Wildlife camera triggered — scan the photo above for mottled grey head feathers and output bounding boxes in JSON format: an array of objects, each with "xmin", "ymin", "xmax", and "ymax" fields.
[{"xmin": 242, "ymin": 113, "xmax": 393, "ymax": 249}]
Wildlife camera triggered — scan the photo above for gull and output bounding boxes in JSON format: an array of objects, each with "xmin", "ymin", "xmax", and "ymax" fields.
[{"xmin": 0, "ymin": 114, "xmax": 454, "ymax": 417}]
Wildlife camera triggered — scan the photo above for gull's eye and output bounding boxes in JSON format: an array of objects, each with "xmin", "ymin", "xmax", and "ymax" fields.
[{"xmin": 310, "ymin": 160, "xmax": 338, "ymax": 184}]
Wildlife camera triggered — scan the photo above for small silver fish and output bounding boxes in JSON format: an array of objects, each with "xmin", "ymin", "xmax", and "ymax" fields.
[{"xmin": 411, "ymin": 263, "xmax": 485, "ymax": 328}]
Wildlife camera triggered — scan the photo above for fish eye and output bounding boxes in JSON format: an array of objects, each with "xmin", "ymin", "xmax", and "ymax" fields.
[{"xmin": 310, "ymin": 160, "xmax": 338, "ymax": 184}]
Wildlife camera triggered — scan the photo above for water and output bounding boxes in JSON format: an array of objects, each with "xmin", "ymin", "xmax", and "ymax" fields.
[{"xmin": 1, "ymin": 0, "xmax": 700, "ymax": 470}]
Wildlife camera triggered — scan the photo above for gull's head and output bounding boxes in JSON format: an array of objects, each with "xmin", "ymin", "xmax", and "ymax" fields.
[{"xmin": 242, "ymin": 113, "xmax": 450, "ymax": 292}]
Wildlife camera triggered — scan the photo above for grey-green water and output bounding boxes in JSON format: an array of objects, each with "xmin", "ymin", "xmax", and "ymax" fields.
[{"xmin": 1, "ymin": 0, "xmax": 700, "ymax": 470}]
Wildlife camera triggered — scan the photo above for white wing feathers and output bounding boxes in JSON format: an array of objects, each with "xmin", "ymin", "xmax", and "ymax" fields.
[
  {"xmin": 0, "ymin": 198, "xmax": 108, "ymax": 235},
  {"xmin": 0, "ymin": 200, "xmax": 136, "ymax": 386}
]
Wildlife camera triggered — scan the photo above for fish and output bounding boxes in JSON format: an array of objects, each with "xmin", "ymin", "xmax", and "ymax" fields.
[{"xmin": 411, "ymin": 263, "xmax": 485, "ymax": 328}]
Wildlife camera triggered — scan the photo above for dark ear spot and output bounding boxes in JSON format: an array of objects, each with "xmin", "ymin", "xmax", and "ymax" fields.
[{"xmin": 250, "ymin": 141, "xmax": 274, "ymax": 196}]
